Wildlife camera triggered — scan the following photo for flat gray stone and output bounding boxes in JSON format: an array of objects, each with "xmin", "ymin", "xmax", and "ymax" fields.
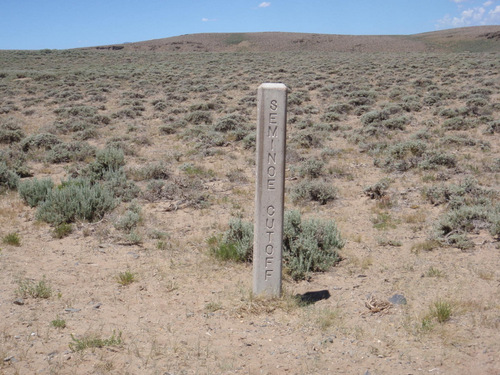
[
  {"xmin": 13, "ymin": 298, "xmax": 24, "ymax": 305},
  {"xmin": 64, "ymin": 308, "xmax": 81, "ymax": 313},
  {"xmin": 389, "ymin": 294, "xmax": 407, "ymax": 305}
]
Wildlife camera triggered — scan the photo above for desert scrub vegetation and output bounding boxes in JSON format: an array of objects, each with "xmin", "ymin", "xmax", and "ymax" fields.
[
  {"xmin": 0, "ymin": 117, "xmax": 25, "ymax": 144},
  {"xmin": 50, "ymin": 317, "xmax": 67, "ymax": 329},
  {"xmin": 290, "ymin": 179, "xmax": 338, "ymax": 205},
  {"xmin": 38, "ymin": 179, "xmax": 117, "ymax": 225},
  {"xmin": 208, "ymin": 217, "xmax": 253, "ymax": 262},
  {"xmin": 117, "ymin": 270, "xmax": 136, "ymax": 286},
  {"xmin": 69, "ymin": 331, "xmax": 122, "ymax": 352},
  {"xmin": 16, "ymin": 276, "xmax": 52, "ymax": 299},
  {"xmin": 114, "ymin": 200, "xmax": 142, "ymax": 232},
  {"xmin": 210, "ymin": 210, "xmax": 344, "ymax": 280},
  {"xmin": 18, "ymin": 177, "xmax": 54, "ymax": 207},
  {"xmin": 2, "ymin": 232, "xmax": 21, "ymax": 246},
  {"xmin": 424, "ymin": 178, "xmax": 499, "ymax": 249},
  {"xmin": 373, "ymin": 140, "xmax": 456, "ymax": 172},
  {"xmin": 0, "ymin": 162, "xmax": 19, "ymax": 192},
  {"xmin": 18, "ymin": 177, "xmax": 117, "ymax": 225}
]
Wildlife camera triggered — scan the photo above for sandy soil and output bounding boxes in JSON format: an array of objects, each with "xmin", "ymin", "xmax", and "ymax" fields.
[{"xmin": 0, "ymin": 47, "xmax": 499, "ymax": 375}]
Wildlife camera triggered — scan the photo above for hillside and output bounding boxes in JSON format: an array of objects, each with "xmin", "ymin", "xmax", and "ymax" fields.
[{"xmin": 85, "ymin": 25, "xmax": 500, "ymax": 53}]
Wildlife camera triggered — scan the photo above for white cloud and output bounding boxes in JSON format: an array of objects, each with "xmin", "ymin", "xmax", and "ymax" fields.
[
  {"xmin": 436, "ymin": 1, "xmax": 500, "ymax": 29},
  {"xmin": 490, "ymin": 5, "xmax": 500, "ymax": 16},
  {"xmin": 202, "ymin": 17, "xmax": 217, "ymax": 22},
  {"xmin": 258, "ymin": 2, "xmax": 271, "ymax": 8},
  {"xmin": 451, "ymin": 0, "xmax": 468, "ymax": 3}
]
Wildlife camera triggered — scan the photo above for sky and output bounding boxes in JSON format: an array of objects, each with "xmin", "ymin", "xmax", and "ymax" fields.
[{"xmin": 1, "ymin": 0, "xmax": 499, "ymax": 50}]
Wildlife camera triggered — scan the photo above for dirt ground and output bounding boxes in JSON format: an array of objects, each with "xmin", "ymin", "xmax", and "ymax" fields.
[{"xmin": 0, "ymin": 48, "xmax": 499, "ymax": 375}]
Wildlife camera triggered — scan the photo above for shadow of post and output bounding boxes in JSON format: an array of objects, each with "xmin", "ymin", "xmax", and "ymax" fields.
[{"xmin": 295, "ymin": 290, "xmax": 331, "ymax": 305}]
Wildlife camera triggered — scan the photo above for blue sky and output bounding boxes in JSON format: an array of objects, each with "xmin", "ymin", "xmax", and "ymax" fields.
[{"xmin": 1, "ymin": 0, "xmax": 499, "ymax": 50}]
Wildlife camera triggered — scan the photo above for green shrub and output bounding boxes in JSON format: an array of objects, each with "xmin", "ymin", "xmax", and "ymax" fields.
[
  {"xmin": 84, "ymin": 146, "xmax": 125, "ymax": 181},
  {"xmin": 209, "ymin": 237, "xmax": 240, "ymax": 261},
  {"xmin": 424, "ymin": 178, "xmax": 493, "ymax": 208},
  {"xmin": 114, "ymin": 201, "xmax": 142, "ymax": 232},
  {"xmin": 73, "ymin": 127, "xmax": 99, "ymax": 140},
  {"xmin": 290, "ymin": 180, "xmax": 337, "ymax": 205},
  {"xmin": 382, "ymin": 115, "xmax": 410, "ymax": 130},
  {"xmin": 283, "ymin": 210, "xmax": 344, "ymax": 281},
  {"xmin": 210, "ymin": 211, "xmax": 344, "ymax": 281},
  {"xmin": 209, "ymin": 218, "xmax": 253, "ymax": 262},
  {"xmin": 0, "ymin": 148, "xmax": 30, "ymax": 177},
  {"xmin": 320, "ymin": 112, "xmax": 341, "ymax": 123},
  {"xmin": 439, "ymin": 108, "xmax": 460, "ymax": 118},
  {"xmin": 327, "ymin": 103, "xmax": 353, "ymax": 114},
  {"xmin": 3, "ymin": 232, "xmax": 21, "ymax": 246},
  {"xmin": 17, "ymin": 276, "xmax": 52, "ymax": 299},
  {"xmin": 419, "ymin": 152, "xmax": 456, "ymax": 170},
  {"xmin": 424, "ymin": 178, "xmax": 499, "ymax": 247},
  {"xmin": 117, "ymin": 270, "xmax": 136, "ymax": 286},
  {"xmin": 431, "ymin": 300, "xmax": 452, "ymax": 323},
  {"xmin": 364, "ymin": 178, "xmax": 391, "ymax": 199},
  {"xmin": 490, "ymin": 214, "xmax": 500, "ymax": 238},
  {"xmin": 45, "ymin": 141, "xmax": 95, "ymax": 164},
  {"xmin": 54, "ymin": 105, "xmax": 98, "ymax": 119},
  {"xmin": 21, "ymin": 133, "xmax": 61, "ymax": 151},
  {"xmin": 18, "ymin": 178, "xmax": 54, "ymax": 207},
  {"xmin": 374, "ymin": 140, "xmax": 455, "ymax": 172},
  {"xmin": 52, "ymin": 223, "xmax": 73, "ymax": 239},
  {"xmin": 185, "ymin": 111, "xmax": 213, "ymax": 125},
  {"xmin": 0, "ymin": 162, "xmax": 19, "ymax": 191},
  {"xmin": 242, "ymin": 133, "xmax": 256, "ymax": 150},
  {"xmin": 195, "ymin": 130, "xmax": 227, "ymax": 148},
  {"xmin": 213, "ymin": 114, "xmax": 245, "ymax": 132},
  {"xmin": 442, "ymin": 117, "xmax": 475, "ymax": 130},
  {"xmin": 290, "ymin": 130, "xmax": 322, "ymax": 149},
  {"xmin": 153, "ymin": 100, "xmax": 167, "ymax": 112},
  {"xmin": 297, "ymin": 159, "xmax": 325, "ymax": 179},
  {"xmin": 51, "ymin": 318, "xmax": 67, "ymax": 329},
  {"xmin": 129, "ymin": 162, "xmax": 170, "ymax": 181},
  {"xmin": 69, "ymin": 331, "xmax": 122, "ymax": 352},
  {"xmin": 361, "ymin": 110, "xmax": 389, "ymax": 125},
  {"xmin": 36, "ymin": 179, "xmax": 117, "ymax": 225},
  {"xmin": 372, "ymin": 212, "xmax": 397, "ymax": 230},
  {"xmin": 102, "ymin": 169, "xmax": 139, "ymax": 202},
  {"xmin": 436, "ymin": 205, "xmax": 491, "ymax": 237},
  {"xmin": 485, "ymin": 120, "xmax": 500, "ymax": 134},
  {"xmin": 0, "ymin": 117, "xmax": 25, "ymax": 144}
]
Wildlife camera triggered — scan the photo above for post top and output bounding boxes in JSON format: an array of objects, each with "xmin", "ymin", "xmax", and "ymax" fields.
[{"xmin": 259, "ymin": 83, "xmax": 287, "ymax": 90}]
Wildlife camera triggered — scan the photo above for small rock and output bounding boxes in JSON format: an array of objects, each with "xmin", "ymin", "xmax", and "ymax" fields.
[
  {"xmin": 364, "ymin": 371, "xmax": 371, "ymax": 375},
  {"xmin": 93, "ymin": 303, "xmax": 102, "ymax": 309},
  {"xmin": 64, "ymin": 308, "xmax": 81, "ymax": 313},
  {"xmin": 389, "ymin": 294, "xmax": 407, "ymax": 305},
  {"xmin": 323, "ymin": 336, "xmax": 335, "ymax": 344},
  {"xmin": 3, "ymin": 356, "xmax": 16, "ymax": 363},
  {"xmin": 13, "ymin": 298, "xmax": 24, "ymax": 305}
]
